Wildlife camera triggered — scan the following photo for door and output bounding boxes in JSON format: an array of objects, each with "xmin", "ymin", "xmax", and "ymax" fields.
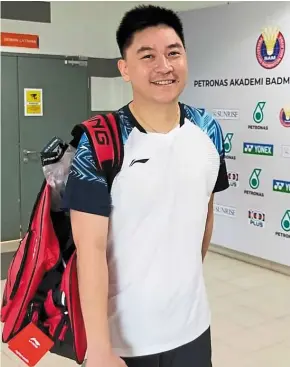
[
  {"xmin": 17, "ymin": 56, "xmax": 89, "ymax": 234},
  {"xmin": 1, "ymin": 55, "xmax": 21, "ymax": 241}
]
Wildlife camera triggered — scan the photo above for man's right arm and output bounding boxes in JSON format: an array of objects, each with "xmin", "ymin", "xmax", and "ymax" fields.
[
  {"xmin": 63, "ymin": 133, "xmax": 126, "ymax": 366},
  {"xmin": 70, "ymin": 209, "xmax": 111, "ymax": 355}
]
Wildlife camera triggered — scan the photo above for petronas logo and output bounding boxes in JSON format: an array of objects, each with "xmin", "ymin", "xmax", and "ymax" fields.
[
  {"xmin": 224, "ymin": 133, "xmax": 234, "ymax": 153},
  {"xmin": 281, "ymin": 210, "xmax": 290, "ymax": 232},
  {"xmin": 253, "ymin": 102, "xmax": 266, "ymax": 123},
  {"xmin": 249, "ymin": 169, "xmax": 262, "ymax": 189}
]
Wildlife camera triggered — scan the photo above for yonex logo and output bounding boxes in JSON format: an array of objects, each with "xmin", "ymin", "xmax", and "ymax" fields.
[
  {"xmin": 243, "ymin": 143, "xmax": 273, "ymax": 156},
  {"xmin": 130, "ymin": 158, "xmax": 149, "ymax": 167},
  {"xmin": 273, "ymin": 180, "xmax": 290, "ymax": 194},
  {"xmin": 244, "ymin": 144, "xmax": 254, "ymax": 153}
]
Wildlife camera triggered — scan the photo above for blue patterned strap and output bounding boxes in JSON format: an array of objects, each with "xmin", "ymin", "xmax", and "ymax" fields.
[
  {"xmin": 71, "ymin": 112, "xmax": 123, "ymax": 189},
  {"xmin": 183, "ymin": 105, "xmax": 225, "ymax": 157},
  {"xmin": 62, "ymin": 113, "xmax": 123, "ymax": 216}
]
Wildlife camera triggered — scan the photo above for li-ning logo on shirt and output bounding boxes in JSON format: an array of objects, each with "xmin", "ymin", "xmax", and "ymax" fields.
[{"xmin": 129, "ymin": 158, "xmax": 149, "ymax": 167}]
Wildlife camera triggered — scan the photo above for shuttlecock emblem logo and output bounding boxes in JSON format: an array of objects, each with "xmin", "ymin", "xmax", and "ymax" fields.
[
  {"xmin": 256, "ymin": 26, "xmax": 285, "ymax": 69},
  {"xmin": 279, "ymin": 105, "xmax": 290, "ymax": 128},
  {"xmin": 262, "ymin": 27, "xmax": 280, "ymax": 55}
]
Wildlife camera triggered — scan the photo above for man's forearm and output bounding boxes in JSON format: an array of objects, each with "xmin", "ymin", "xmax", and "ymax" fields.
[
  {"xmin": 202, "ymin": 212, "xmax": 214, "ymax": 261},
  {"xmin": 202, "ymin": 195, "xmax": 214, "ymax": 261},
  {"xmin": 77, "ymin": 245, "xmax": 111, "ymax": 355}
]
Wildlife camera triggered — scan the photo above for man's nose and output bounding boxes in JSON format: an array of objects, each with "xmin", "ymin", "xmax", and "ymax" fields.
[{"xmin": 154, "ymin": 56, "xmax": 173, "ymax": 74}]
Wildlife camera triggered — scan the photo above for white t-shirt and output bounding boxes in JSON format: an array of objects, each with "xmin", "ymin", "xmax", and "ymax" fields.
[{"xmin": 64, "ymin": 102, "xmax": 229, "ymax": 357}]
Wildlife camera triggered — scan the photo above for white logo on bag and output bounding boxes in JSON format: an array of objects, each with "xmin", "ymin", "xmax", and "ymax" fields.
[
  {"xmin": 32, "ymin": 238, "xmax": 38, "ymax": 259},
  {"xmin": 15, "ymin": 350, "xmax": 29, "ymax": 363},
  {"xmin": 29, "ymin": 337, "xmax": 40, "ymax": 348}
]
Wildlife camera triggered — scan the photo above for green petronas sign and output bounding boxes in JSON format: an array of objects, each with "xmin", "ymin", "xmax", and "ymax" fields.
[
  {"xmin": 281, "ymin": 210, "xmax": 290, "ymax": 232},
  {"xmin": 253, "ymin": 102, "xmax": 266, "ymax": 123},
  {"xmin": 249, "ymin": 169, "xmax": 262, "ymax": 189},
  {"xmin": 224, "ymin": 133, "xmax": 234, "ymax": 153}
]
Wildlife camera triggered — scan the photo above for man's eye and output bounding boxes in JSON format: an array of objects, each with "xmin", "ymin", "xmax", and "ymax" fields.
[
  {"xmin": 142, "ymin": 54, "xmax": 153, "ymax": 59},
  {"xmin": 169, "ymin": 51, "xmax": 180, "ymax": 57}
]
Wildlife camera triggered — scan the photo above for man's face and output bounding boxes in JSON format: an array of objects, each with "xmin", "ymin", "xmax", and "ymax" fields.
[{"xmin": 118, "ymin": 25, "xmax": 188, "ymax": 104}]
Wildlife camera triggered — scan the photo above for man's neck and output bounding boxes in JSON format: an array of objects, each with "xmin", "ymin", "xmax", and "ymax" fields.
[{"xmin": 129, "ymin": 97, "xmax": 180, "ymax": 133}]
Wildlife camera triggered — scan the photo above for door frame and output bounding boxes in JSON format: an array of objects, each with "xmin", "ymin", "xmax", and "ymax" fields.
[
  {"xmin": 1, "ymin": 52, "xmax": 91, "ymax": 253},
  {"xmin": 1, "ymin": 51, "xmax": 91, "ymax": 113}
]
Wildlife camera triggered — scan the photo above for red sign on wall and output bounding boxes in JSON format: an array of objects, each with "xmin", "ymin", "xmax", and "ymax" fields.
[{"xmin": 0, "ymin": 32, "xmax": 39, "ymax": 49}]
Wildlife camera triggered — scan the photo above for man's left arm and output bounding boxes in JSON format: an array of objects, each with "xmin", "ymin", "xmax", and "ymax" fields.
[
  {"xmin": 201, "ymin": 116, "xmax": 230, "ymax": 261},
  {"xmin": 202, "ymin": 193, "xmax": 214, "ymax": 262},
  {"xmin": 202, "ymin": 129, "xmax": 230, "ymax": 261}
]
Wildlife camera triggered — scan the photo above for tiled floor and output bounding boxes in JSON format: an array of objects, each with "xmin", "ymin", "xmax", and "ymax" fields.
[{"xmin": 1, "ymin": 252, "xmax": 290, "ymax": 366}]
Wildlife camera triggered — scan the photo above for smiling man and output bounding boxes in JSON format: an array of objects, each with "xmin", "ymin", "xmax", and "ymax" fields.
[{"xmin": 64, "ymin": 5, "xmax": 229, "ymax": 367}]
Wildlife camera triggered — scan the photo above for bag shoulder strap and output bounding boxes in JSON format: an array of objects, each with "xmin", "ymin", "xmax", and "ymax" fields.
[{"xmin": 71, "ymin": 112, "xmax": 123, "ymax": 189}]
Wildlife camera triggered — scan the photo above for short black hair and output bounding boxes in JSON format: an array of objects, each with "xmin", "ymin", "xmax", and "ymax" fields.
[{"xmin": 116, "ymin": 5, "xmax": 185, "ymax": 58}]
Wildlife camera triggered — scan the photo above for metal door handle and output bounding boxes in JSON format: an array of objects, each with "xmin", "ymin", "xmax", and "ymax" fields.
[
  {"xmin": 23, "ymin": 149, "xmax": 39, "ymax": 155},
  {"xmin": 23, "ymin": 149, "xmax": 40, "ymax": 163}
]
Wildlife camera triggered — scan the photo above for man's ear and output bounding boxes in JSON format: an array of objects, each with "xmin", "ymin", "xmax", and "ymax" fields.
[{"xmin": 118, "ymin": 59, "xmax": 130, "ymax": 82}]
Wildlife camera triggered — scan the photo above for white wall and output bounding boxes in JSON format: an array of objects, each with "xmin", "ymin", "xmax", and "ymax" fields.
[
  {"xmin": 1, "ymin": 1, "xmax": 228, "ymax": 111},
  {"xmin": 180, "ymin": 1, "xmax": 290, "ymax": 266},
  {"xmin": 1, "ymin": 1, "xmax": 227, "ymax": 58}
]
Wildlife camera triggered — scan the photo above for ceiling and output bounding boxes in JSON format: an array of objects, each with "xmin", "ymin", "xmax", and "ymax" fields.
[{"xmin": 113, "ymin": 1, "xmax": 230, "ymax": 13}]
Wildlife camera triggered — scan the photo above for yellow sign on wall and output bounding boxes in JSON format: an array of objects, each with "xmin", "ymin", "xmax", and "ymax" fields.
[{"xmin": 24, "ymin": 88, "xmax": 43, "ymax": 116}]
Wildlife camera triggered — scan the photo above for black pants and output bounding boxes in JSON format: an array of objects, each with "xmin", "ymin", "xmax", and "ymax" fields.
[{"xmin": 122, "ymin": 328, "xmax": 212, "ymax": 367}]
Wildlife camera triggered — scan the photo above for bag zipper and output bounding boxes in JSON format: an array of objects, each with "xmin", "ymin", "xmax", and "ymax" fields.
[
  {"xmin": 11, "ymin": 192, "xmax": 46, "ymax": 337},
  {"xmin": 10, "ymin": 231, "xmax": 32, "ymax": 300}
]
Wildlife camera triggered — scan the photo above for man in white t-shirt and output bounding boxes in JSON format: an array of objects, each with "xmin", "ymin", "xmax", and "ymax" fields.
[{"xmin": 64, "ymin": 5, "xmax": 229, "ymax": 367}]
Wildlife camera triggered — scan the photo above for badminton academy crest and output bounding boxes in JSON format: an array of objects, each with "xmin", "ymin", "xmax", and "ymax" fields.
[{"xmin": 256, "ymin": 27, "xmax": 285, "ymax": 69}]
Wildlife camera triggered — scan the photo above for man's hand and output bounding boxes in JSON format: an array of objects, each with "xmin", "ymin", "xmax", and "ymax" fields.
[{"xmin": 70, "ymin": 210, "xmax": 117, "ymax": 365}]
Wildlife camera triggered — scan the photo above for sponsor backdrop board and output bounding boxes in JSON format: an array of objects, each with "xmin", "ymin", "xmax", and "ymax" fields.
[{"xmin": 180, "ymin": 2, "xmax": 290, "ymax": 266}]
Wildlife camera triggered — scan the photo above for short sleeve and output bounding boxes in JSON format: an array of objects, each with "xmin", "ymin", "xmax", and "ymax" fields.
[
  {"xmin": 183, "ymin": 105, "xmax": 230, "ymax": 194},
  {"xmin": 212, "ymin": 126, "xmax": 229, "ymax": 193},
  {"xmin": 62, "ymin": 132, "xmax": 111, "ymax": 217},
  {"xmin": 213, "ymin": 156, "xmax": 229, "ymax": 193}
]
